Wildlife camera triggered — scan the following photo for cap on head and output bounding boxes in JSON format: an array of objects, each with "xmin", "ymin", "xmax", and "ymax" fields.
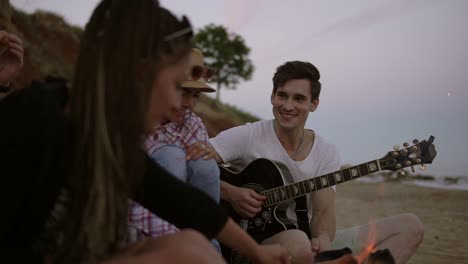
[{"xmin": 181, "ymin": 48, "xmax": 216, "ymax": 93}]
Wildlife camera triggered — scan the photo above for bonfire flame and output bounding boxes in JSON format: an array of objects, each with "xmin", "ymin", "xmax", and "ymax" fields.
[
  {"xmin": 314, "ymin": 218, "xmax": 394, "ymax": 263},
  {"xmin": 353, "ymin": 219, "xmax": 396, "ymax": 264},
  {"xmin": 355, "ymin": 219, "xmax": 377, "ymax": 264}
]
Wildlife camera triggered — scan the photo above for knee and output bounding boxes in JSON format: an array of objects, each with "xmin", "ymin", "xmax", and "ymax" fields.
[
  {"xmin": 151, "ymin": 145, "xmax": 187, "ymax": 180},
  {"xmin": 154, "ymin": 230, "xmax": 222, "ymax": 263},
  {"xmin": 175, "ymin": 230, "xmax": 223, "ymax": 262},
  {"xmin": 190, "ymin": 159, "xmax": 220, "ymax": 183},
  {"xmin": 285, "ymin": 229, "xmax": 310, "ymax": 241},
  {"xmin": 151, "ymin": 145, "xmax": 186, "ymax": 160},
  {"xmin": 264, "ymin": 229, "xmax": 310, "ymax": 258},
  {"xmin": 197, "ymin": 159, "xmax": 220, "ymax": 175},
  {"xmin": 400, "ymin": 213, "xmax": 424, "ymax": 245}
]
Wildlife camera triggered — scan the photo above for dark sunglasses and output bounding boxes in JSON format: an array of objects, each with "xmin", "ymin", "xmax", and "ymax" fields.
[{"xmin": 191, "ymin": 65, "xmax": 215, "ymax": 82}]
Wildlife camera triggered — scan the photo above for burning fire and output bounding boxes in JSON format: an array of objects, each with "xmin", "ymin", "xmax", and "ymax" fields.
[{"xmin": 355, "ymin": 219, "xmax": 377, "ymax": 264}]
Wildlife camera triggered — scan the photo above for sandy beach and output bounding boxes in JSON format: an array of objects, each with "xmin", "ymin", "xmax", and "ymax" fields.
[{"xmin": 335, "ymin": 181, "xmax": 468, "ymax": 263}]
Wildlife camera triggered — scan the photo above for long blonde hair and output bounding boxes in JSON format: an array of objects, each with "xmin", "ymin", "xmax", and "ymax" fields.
[{"xmin": 58, "ymin": 0, "xmax": 192, "ymax": 261}]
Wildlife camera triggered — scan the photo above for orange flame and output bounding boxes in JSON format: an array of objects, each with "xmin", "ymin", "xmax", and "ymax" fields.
[{"xmin": 355, "ymin": 219, "xmax": 377, "ymax": 264}]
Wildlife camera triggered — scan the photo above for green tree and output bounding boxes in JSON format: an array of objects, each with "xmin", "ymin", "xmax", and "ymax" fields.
[{"xmin": 194, "ymin": 24, "xmax": 254, "ymax": 102}]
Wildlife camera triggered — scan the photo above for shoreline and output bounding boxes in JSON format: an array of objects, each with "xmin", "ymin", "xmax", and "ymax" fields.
[{"xmin": 356, "ymin": 176, "xmax": 468, "ymax": 191}]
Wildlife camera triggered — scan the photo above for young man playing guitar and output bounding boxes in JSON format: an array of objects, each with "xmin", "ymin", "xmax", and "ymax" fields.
[{"xmin": 194, "ymin": 61, "xmax": 424, "ymax": 264}]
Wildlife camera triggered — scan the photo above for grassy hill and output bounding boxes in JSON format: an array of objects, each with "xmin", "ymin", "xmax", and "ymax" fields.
[{"xmin": 1, "ymin": 1, "xmax": 259, "ymax": 135}]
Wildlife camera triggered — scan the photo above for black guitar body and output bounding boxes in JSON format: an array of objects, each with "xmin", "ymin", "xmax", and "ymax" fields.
[
  {"xmin": 216, "ymin": 137, "xmax": 437, "ymax": 263},
  {"xmin": 220, "ymin": 158, "xmax": 298, "ymax": 240}
]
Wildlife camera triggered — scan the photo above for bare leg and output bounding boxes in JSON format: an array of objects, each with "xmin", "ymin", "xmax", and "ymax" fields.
[{"xmin": 353, "ymin": 213, "xmax": 424, "ymax": 264}]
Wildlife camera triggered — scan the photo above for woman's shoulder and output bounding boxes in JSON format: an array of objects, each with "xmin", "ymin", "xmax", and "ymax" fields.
[
  {"xmin": 0, "ymin": 76, "xmax": 71, "ymax": 145},
  {"xmin": 2, "ymin": 77, "xmax": 68, "ymax": 115},
  {"xmin": 16, "ymin": 77, "xmax": 68, "ymax": 106},
  {"xmin": 0, "ymin": 77, "xmax": 72, "ymax": 259}
]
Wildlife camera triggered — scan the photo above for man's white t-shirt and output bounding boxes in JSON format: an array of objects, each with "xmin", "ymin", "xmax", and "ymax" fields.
[{"xmin": 209, "ymin": 120, "xmax": 340, "ymax": 222}]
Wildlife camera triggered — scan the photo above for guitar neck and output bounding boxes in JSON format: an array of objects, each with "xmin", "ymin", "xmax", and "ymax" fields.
[{"xmin": 262, "ymin": 159, "xmax": 383, "ymax": 207}]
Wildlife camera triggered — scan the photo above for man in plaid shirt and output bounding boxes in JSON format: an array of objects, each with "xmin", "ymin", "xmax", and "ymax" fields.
[{"xmin": 128, "ymin": 49, "xmax": 221, "ymax": 251}]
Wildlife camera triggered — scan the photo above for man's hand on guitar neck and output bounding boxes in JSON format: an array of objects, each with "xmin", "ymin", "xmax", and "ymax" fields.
[{"xmin": 221, "ymin": 182, "xmax": 266, "ymax": 218}]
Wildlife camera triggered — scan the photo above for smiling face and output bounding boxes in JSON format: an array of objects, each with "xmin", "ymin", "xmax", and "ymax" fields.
[
  {"xmin": 271, "ymin": 79, "xmax": 319, "ymax": 131},
  {"xmin": 170, "ymin": 88, "xmax": 201, "ymax": 123}
]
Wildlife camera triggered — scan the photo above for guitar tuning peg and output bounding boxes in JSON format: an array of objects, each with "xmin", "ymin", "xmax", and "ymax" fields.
[
  {"xmin": 420, "ymin": 164, "xmax": 427, "ymax": 171},
  {"xmin": 401, "ymin": 149, "xmax": 408, "ymax": 155},
  {"xmin": 395, "ymin": 163, "xmax": 402, "ymax": 169},
  {"xmin": 399, "ymin": 170, "xmax": 406, "ymax": 176},
  {"xmin": 403, "ymin": 142, "xmax": 410, "ymax": 148},
  {"xmin": 405, "ymin": 161, "xmax": 412, "ymax": 166},
  {"xmin": 393, "ymin": 145, "xmax": 400, "ymax": 151},
  {"xmin": 416, "ymin": 158, "xmax": 422, "ymax": 164},
  {"xmin": 392, "ymin": 151, "xmax": 399, "ymax": 157},
  {"xmin": 412, "ymin": 139, "xmax": 419, "ymax": 144},
  {"xmin": 412, "ymin": 146, "xmax": 418, "ymax": 151}
]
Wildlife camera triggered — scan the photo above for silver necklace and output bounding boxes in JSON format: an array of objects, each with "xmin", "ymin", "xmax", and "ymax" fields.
[{"xmin": 273, "ymin": 120, "xmax": 305, "ymax": 161}]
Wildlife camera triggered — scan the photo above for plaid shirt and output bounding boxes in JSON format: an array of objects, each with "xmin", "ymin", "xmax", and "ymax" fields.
[
  {"xmin": 127, "ymin": 201, "xmax": 179, "ymax": 244},
  {"xmin": 128, "ymin": 111, "xmax": 208, "ymax": 244},
  {"xmin": 144, "ymin": 110, "xmax": 209, "ymax": 155}
]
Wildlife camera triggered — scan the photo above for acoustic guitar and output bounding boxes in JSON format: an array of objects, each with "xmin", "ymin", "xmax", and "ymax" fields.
[{"xmin": 220, "ymin": 136, "xmax": 436, "ymax": 263}]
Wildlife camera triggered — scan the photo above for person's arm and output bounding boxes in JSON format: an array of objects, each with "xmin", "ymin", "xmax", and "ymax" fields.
[
  {"xmin": 221, "ymin": 180, "xmax": 265, "ymax": 218},
  {"xmin": 211, "ymin": 124, "xmax": 267, "ymax": 217},
  {"xmin": 136, "ymin": 156, "xmax": 228, "ymax": 238},
  {"xmin": 217, "ymin": 218, "xmax": 290, "ymax": 264},
  {"xmin": 0, "ymin": 31, "xmax": 23, "ymax": 95},
  {"xmin": 309, "ymin": 144, "xmax": 340, "ymax": 253},
  {"xmin": 185, "ymin": 140, "xmax": 223, "ymax": 162},
  {"xmin": 137, "ymin": 158, "xmax": 290, "ymax": 264},
  {"xmin": 104, "ymin": 230, "xmax": 226, "ymax": 264},
  {"xmin": 0, "ymin": 81, "xmax": 70, "ymax": 262},
  {"xmin": 309, "ymin": 188, "xmax": 336, "ymax": 252},
  {"xmin": 183, "ymin": 112, "xmax": 223, "ymax": 162},
  {"xmin": 185, "ymin": 139, "xmax": 265, "ymax": 218}
]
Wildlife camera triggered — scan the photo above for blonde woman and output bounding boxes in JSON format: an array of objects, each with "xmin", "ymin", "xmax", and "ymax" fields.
[{"xmin": 0, "ymin": 1, "xmax": 290, "ymax": 264}]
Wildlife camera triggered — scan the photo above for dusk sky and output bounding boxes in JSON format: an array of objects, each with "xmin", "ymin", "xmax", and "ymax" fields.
[{"xmin": 12, "ymin": 0, "xmax": 468, "ymax": 178}]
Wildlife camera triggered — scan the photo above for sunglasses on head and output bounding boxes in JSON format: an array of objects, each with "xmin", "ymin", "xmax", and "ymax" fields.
[{"xmin": 191, "ymin": 65, "xmax": 215, "ymax": 82}]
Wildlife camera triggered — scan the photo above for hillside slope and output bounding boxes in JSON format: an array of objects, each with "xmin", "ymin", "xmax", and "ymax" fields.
[{"xmin": 1, "ymin": 0, "xmax": 258, "ymax": 135}]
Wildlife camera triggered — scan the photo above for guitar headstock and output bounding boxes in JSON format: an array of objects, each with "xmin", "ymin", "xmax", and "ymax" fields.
[{"xmin": 379, "ymin": 136, "xmax": 437, "ymax": 172}]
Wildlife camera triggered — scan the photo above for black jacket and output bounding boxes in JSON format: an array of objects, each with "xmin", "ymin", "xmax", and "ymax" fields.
[{"xmin": 0, "ymin": 79, "xmax": 227, "ymax": 262}]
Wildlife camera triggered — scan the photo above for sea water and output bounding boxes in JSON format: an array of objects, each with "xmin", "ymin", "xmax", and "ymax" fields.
[{"xmin": 356, "ymin": 174, "xmax": 468, "ymax": 191}]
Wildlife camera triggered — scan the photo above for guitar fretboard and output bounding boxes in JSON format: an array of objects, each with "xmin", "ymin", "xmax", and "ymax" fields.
[{"xmin": 262, "ymin": 160, "xmax": 381, "ymax": 207}]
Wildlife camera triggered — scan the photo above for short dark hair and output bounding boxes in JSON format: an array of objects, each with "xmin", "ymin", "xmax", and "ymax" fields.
[{"xmin": 272, "ymin": 61, "xmax": 321, "ymax": 101}]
